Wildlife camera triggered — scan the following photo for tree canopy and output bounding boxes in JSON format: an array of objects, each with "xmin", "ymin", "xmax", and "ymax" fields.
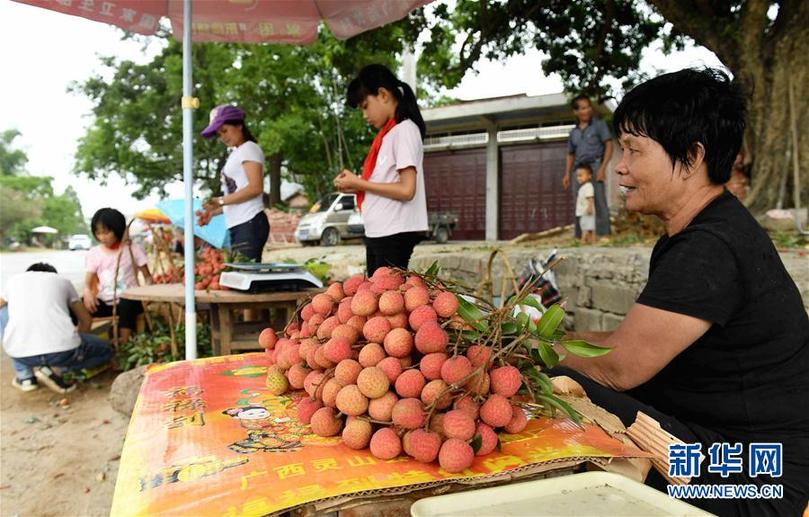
[{"xmin": 0, "ymin": 130, "xmax": 87, "ymax": 244}]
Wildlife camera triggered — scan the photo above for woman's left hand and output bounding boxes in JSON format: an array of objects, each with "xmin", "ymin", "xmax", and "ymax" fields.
[{"xmin": 334, "ymin": 170, "xmax": 361, "ymax": 192}]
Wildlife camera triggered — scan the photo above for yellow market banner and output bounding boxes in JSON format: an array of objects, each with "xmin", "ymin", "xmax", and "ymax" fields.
[{"xmin": 112, "ymin": 353, "xmax": 646, "ymax": 516}]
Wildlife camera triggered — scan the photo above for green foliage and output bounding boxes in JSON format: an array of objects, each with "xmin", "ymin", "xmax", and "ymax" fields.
[
  {"xmin": 0, "ymin": 129, "xmax": 28, "ymax": 176},
  {"xmin": 418, "ymin": 0, "xmax": 684, "ymax": 100},
  {"xmin": 72, "ymin": 15, "xmax": 429, "ymax": 204},
  {"xmin": 116, "ymin": 320, "xmax": 213, "ymax": 371},
  {"xmin": 0, "ymin": 132, "xmax": 86, "ymax": 243}
]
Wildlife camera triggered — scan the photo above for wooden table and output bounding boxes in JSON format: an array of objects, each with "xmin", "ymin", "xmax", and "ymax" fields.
[{"xmin": 121, "ymin": 283, "xmax": 318, "ymax": 355}]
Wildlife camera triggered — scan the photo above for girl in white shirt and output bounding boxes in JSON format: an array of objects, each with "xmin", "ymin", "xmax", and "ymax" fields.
[
  {"xmin": 197, "ymin": 104, "xmax": 269, "ymax": 262},
  {"xmin": 334, "ymin": 64, "xmax": 428, "ymax": 275}
]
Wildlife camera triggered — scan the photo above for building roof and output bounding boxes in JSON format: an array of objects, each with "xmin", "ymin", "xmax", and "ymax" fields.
[{"xmin": 422, "ymin": 93, "xmax": 572, "ymax": 134}]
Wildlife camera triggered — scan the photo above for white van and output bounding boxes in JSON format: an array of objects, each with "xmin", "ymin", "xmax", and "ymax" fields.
[{"xmin": 295, "ymin": 193, "xmax": 359, "ymax": 246}]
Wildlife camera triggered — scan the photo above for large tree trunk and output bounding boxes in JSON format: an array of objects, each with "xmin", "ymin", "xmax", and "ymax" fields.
[
  {"xmin": 652, "ymin": 0, "xmax": 809, "ymax": 214},
  {"xmin": 267, "ymin": 153, "xmax": 282, "ymax": 207}
]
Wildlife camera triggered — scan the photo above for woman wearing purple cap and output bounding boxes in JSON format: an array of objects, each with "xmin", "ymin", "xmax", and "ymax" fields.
[{"xmin": 197, "ymin": 104, "xmax": 269, "ymax": 262}]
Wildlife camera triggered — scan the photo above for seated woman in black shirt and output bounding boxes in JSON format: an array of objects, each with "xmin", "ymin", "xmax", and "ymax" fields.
[{"xmin": 555, "ymin": 69, "xmax": 809, "ymax": 517}]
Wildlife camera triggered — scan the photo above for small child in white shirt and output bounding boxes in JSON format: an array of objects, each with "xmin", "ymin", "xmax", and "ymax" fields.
[{"xmin": 575, "ymin": 164, "xmax": 596, "ymax": 244}]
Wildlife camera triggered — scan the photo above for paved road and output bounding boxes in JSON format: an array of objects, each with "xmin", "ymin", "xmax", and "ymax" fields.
[{"xmin": 0, "ymin": 250, "xmax": 87, "ymax": 292}]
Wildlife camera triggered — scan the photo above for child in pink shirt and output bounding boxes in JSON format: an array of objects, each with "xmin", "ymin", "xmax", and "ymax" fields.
[{"xmin": 84, "ymin": 208, "xmax": 152, "ymax": 343}]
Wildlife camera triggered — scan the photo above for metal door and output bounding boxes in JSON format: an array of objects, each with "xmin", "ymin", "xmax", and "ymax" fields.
[{"xmin": 423, "ymin": 148, "xmax": 486, "ymax": 240}]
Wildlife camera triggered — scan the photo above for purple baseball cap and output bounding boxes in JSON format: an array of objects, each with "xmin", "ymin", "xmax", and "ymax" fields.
[{"xmin": 201, "ymin": 104, "xmax": 245, "ymax": 138}]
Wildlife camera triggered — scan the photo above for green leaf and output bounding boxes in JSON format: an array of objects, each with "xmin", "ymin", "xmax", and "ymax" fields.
[
  {"xmin": 536, "ymin": 342, "xmax": 560, "ymax": 368},
  {"xmin": 535, "ymin": 394, "xmax": 582, "ymax": 427},
  {"xmin": 500, "ymin": 321, "xmax": 519, "ymax": 335},
  {"xmin": 532, "ymin": 371, "xmax": 554, "ymax": 396},
  {"xmin": 470, "ymin": 434, "xmax": 483, "ymax": 454},
  {"xmin": 536, "ymin": 304, "xmax": 565, "ymax": 339},
  {"xmin": 424, "ymin": 261, "xmax": 440, "ymax": 277},
  {"xmin": 515, "ymin": 312, "xmax": 530, "ymax": 330},
  {"xmin": 456, "ymin": 295, "xmax": 488, "ymax": 332},
  {"xmin": 561, "ymin": 340, "xmax": 612, "ymax": 358},
  {"xmin": 520, "ymin": 295, "xmax": 544, "ymax": 312}
]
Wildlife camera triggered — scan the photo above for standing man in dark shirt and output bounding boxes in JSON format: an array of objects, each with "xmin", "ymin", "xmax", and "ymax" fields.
[
  {"xmin": 553, "ymin": 69, "xmax": 809, "ymax": 516},
  {"xmin": 562, "ymin": 95, "xmax": 613, "ymax": 238}
]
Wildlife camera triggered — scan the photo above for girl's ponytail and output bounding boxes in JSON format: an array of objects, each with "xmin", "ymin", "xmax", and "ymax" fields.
[
  {"xmin": 347, "ymin": 64, "xmax": 426, "ymax": 139},
  {"xmin": 394, "ymin": 79, "xmax": 426, "ymax": 139}
]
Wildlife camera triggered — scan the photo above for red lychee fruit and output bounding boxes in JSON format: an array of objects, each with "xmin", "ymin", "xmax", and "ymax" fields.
[
  {"xmin": 391, "ymin": 398, "xmax": 425, "ymax": 429},
  {"xmin": 369, "ymin": 427, "xmax": 401, "ymax": 460},
  {"xmin": 331, "ymin": 324, "xmax": 360, "ymax": 345},
  {"xmin": 316, "ymin": 315, "xmax": 341, "ymax": 340},
  {"xmin": 296, "ymin": 397, "xmax": 322, "ymax": 424},
  {"xmin": 442, "ymin": 409, "xmax": 476, "ymax": 441},
  {"xmin": 419, "ymin": 352, "xmax": 448, "ymax": 380},
  {"xmin": 383, "ymin": 327, "xmax": 413, "ymax": 358},
  {"xmin": 311, "ymin": 293, "xmax": 335, "ymax": 316},
  {"xmin": 378, "ymin": 291, "xmax": 405, "ymax": 315},
  {"xmin": 475, "ymin": 423, "xmax": 498, "ymax": 456},
  {"xmin": 403, "ymin": 429, "xmax": 441, "ymax": 463},
  {"xmin": 408, "ymin": 305, "xmax": 438, "ymax": 331},
  {"xmin": 346, "ymin": 315, "xmax": 367, "ymax": 334},
  {"xmin": 304, "ymin": 371, "xmax": 325, "ymax": 398},
  {"xmin": 350, "ymin": 290, "xmax": 378, "ymax": 317},
  {"xmin": 337, "ymin": 299, "xmax": 353, "ymax": 323},
  {"xmin": 395, "ymin": 369, "xmax": 426, "ymax": 398},
  {"xmin": 323, "ymin": 336, "xmax": 352, "ymax": 363},
  {"xmin": 454, "ymin": 396, "xmax": 479, "ymax": 420},
  {"xmin": 310, "ymin": 407, "xmax": 343, "ymax": 437},
  {"xmin": 504, "ymin": 406, "xmax": 528, "ymax": 434},
  {"xmin": 415, "ymin": 321, "xmax": 449, "ymax": 354},
  {"xmin": 480, "ymin": 394, "xmax": 513, "ymax": 428},
  {"xmin": 466, "ymin": 345, "xmax": 492, "ymax": 368},
  {"xmin": 343, "ymin": 274, "xmax": 365, "ymax": 296},
  {"xmin": 342, "ymin": 416, "xmax": 372, "ymax": 449},
  {"xmin": 325, "ymin": 282, "xmax": 345, "ymax": 302},
  {"xmin": 404, "ymin": 286, "xmax": 430, "ymax": 312},
  {"xmin": 334, "ymin": 359, "xmax": 363, "ymax": 385},
  {"xmin": 258, "ymin": 328, "xmax": 277, "ymax": 349},
  {"xmin": 377, "ymin": 357, "xmax": 403, "ymax": 383},
  {"xmin": 386, "ymin": 312, "xmax": 409, "ymax": 329},
  {"xmin": 438, "ymin": 439, "xmax": 474, "ymax": 473},
  {"xmin": 358, "ymin": 343, "xmax": 386, "ymax": 367},
  {"xmin": 368, "ymin": 390, "xmax": 398, "ymax": 421},
  {"xmin": 421, "ymin": 379, "xmax": 452, "ymax": 410},
  {"xmin": 321, "ymin": 378, "xmax": 344, "ymax": 408},
  {"xmin": 432, "ymin": 291, "xmax": 459, "ymax": 318},
  {"xmin": 490, "ymin": 365, "xmax": 522, "ymax": 397},
  {"xmin": 440, "ymin": 355, "xmax": 473, "ymax": 386},
  {"xmin": 335, "ymin": 384, "xmax": 369, "ymax": 416},
  {"xmin": 301, "ymin": 304, "xmax": 315, "ymax": 322},
  {"xmin": 357, "ymin": 366, "xmax": 390, "ymax": 399},
  {"xmin": 286, "ymin": 363, "xmax": 309, "ymax": 390},
  {"xmin": 363, "ymin": 316, "xmax": 391, "ymax": 344}
]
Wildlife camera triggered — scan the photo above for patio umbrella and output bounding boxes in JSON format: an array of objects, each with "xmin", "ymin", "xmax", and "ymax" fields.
[
  {"xmin": 15, "ymin": 0, "xmax": 432, "ymax": 359},
  {"xmin": 134, "ymin": 208, "xmax": 171, "ymax": 224},
  {"xmin": 156, "ymin": 198, "xmax": 230, "ymax": 249},
  {"xmin": 31, "ymin": 226, "xmax": 59, "ymax": 234}
]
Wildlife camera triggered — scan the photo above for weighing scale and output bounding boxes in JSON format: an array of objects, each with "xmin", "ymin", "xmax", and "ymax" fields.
[{"xmin": 219, "ymin": 263, "xmax": 323, "ymax": 292}]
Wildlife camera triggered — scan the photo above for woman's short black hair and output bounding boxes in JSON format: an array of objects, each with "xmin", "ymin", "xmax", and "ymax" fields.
[
  {"xmin": 27, "ymin": 262, "xmax": 57, "ymax": 273},
  {"xmin": 612, "ymin": 68, "xmax": 746, "ymax": 184},
  {"xmin": 91, "ymin": 208, "xmax": 126, "ymax": 242}
]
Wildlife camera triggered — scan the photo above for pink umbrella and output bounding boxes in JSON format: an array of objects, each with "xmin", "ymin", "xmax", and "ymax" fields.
[
  {"xmin": 15, "ymin": 0, "xmax": 431, "ymax": 358},
  {"xmin": 15, "ymin": 0, "xmax": 429, "ymax": 43}
]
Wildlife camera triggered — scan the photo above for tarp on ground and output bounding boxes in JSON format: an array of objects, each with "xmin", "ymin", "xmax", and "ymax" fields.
[{"xmin": 111, "ymin": 353, "xmax": 649, "ymax": 516}]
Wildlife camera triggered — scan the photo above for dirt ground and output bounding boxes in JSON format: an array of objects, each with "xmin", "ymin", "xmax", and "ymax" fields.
[{"xmin": 0, "ymin": 354, "xmax": 128, "ymax": 517}]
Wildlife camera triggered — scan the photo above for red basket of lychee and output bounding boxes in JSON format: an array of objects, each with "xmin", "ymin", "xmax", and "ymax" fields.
[{"xmin": 259, "ymin": 265, "xmax": 609, "ymax": 473}]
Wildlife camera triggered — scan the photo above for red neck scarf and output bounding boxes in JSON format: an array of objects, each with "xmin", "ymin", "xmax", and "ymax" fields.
[{"xmin": 357, "ymin": 118, "xmax": 396, "ymax": 210}]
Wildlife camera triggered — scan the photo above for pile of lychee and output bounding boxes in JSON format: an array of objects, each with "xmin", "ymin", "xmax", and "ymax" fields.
[{"xmin": 259, "ymin": 267, "xmax": 529, "ymax": 473}]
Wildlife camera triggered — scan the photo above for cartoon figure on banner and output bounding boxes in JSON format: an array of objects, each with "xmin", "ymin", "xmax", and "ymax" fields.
[
  {"xmin": 139, "ymin": 456, "xmax": 248, "ymax": 492},
  {"xmin": 223, "ymin": 405, "xmax": 306, "ymax": 453}
]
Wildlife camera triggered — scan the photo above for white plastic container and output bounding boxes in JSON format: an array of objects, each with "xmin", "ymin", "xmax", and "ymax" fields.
[{"xmin": 410, "ymin": 471, "xmax": 714, "ymax": 516}]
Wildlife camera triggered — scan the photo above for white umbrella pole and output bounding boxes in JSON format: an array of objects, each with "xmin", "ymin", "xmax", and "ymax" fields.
[{"xmin": 182, "ymin": 0, "xmax": 197, "ymax": 359}]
